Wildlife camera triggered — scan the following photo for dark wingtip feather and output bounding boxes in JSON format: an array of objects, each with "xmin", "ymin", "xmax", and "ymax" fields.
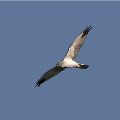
[
  {"xmin": 35, "ymin": 79, "xmax": 46, "ymax": 87},
  {"xmin": 81, "ymin": 26, "xmax": 93, "ymax": 37}
]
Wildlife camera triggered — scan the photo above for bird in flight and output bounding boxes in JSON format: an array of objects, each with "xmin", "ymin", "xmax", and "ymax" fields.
[{"xmin": 35, "ymin": 26, "xmax": 92, "ymax": 87}]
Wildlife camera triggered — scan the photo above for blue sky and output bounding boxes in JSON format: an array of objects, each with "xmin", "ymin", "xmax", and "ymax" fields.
[{"xmin": 0, "ymin": 1, "xmax": 120, "ymax": 120}]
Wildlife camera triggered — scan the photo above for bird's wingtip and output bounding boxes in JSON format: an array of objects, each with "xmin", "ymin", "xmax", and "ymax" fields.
[
  {"xmin": 35, "ymin": 81, "xmax": 40, "ymax": 87},
  {"xmin": 35, "ymin": 79, "xmax": 46, "ymax": 87},
  {"xmin": 81, "ymin": 25, "xmax": 93, "ymax": 37}
]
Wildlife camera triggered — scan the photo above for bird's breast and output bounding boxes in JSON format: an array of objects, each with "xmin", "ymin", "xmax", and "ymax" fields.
[{"xmin": 62, "ymin": 59, "xmax": 78, "ymax": 67}]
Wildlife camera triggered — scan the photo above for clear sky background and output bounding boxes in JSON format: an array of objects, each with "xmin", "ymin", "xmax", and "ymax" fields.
[{"xmin": 0, "ymin": 1, "xmax": 120, "ymax": 120}]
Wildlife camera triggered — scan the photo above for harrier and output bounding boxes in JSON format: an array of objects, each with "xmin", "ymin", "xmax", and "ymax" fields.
[{"xmin": 35, "ymin": 26, "xmax": 92, "ymax": 87}]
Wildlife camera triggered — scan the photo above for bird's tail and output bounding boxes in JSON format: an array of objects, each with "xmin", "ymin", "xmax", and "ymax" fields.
[
  {"xmin": 78, "ymin": 64, "xmax": 89, "ymax": 69},
  {"xmin": 35, "ymin": 79, "xmax": 46, "ymax": 87}
]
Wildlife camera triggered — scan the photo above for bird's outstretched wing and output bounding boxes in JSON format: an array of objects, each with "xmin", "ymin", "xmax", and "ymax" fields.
[
  {"xmin": 35, "ymin": 66, "xmax": 65, "ymax": 87},
  {"xmin": 64, "ymin": 26, "xmax": 92, "ymax": 60}
]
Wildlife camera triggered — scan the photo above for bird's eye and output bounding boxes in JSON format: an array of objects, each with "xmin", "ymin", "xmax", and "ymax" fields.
[{"xmin": 56, "ymin": 63, "xmax": 59, "ymax": 66}]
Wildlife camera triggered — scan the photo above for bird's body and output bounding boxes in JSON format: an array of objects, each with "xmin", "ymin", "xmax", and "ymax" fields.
[
  {"xmin": 35, "ymin": 26, "xmax": 92, "ymax": 87},
  {"xmin": 59, "ymin": 58, "xmax": 79, "ymax": 68}
]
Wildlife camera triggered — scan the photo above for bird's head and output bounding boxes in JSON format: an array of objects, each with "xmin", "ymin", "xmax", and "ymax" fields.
[{"xmin": 56, "ymin": 61, "xmax": 63, "ymax": 67}]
